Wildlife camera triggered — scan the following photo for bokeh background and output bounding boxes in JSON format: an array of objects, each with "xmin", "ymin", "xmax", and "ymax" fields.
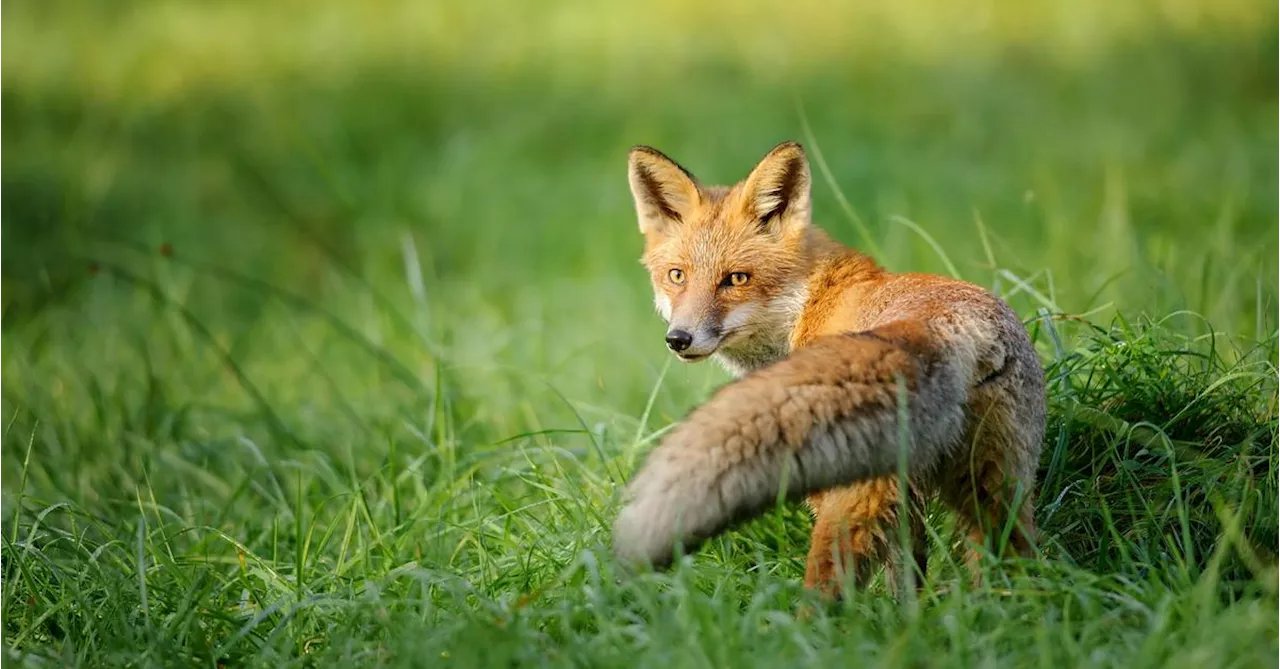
[
  {"xmin": 5, "ymin": 1, "xmax": 1276, "ymax": 430},
  {"xmin": 2, "ymin": 0, "xmax": 1277, "ymax": 664}
]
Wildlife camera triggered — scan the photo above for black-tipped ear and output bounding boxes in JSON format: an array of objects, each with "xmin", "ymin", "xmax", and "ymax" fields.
[
  {"xmin": 740, "ymin": 141, "xmax": 811, "ymax": 234},
  {"xmin": 627, "ymin": 146, "xmax": 701, "ymax": 238}
]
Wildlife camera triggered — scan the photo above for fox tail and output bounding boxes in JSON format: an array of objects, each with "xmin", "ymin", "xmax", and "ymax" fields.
[{"xmin": 612, "ymin": 320, "xmax": 977, "ymax": 568}]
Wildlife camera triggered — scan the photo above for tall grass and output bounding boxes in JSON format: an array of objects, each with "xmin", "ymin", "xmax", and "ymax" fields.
[{"xmin": 2, "ymin": 1, "xmax": 1277, "ymax": 666}]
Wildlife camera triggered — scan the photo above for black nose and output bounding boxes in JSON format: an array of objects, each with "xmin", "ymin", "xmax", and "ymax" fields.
[{"xmin": 665, "ymin": 329, "xmax": 693, "ymax": 352}]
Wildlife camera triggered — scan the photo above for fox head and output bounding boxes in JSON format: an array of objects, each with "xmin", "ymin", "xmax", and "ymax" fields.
[{"xmin": 626, "ymin": 141, "xmax": 815, "ymax": 373}]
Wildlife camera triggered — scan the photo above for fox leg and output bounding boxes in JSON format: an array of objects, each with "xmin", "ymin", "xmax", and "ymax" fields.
[
  {"xmin": 946, "ymin": 481, "xmax": 1036, "ymax": 584},
  {"xmin": 940, "ymin": 385, "xmax": 1041, "ymax": 580},
  {"xmin": 803, "ymin": 478, "xmax": 927, "ymax": 599}
]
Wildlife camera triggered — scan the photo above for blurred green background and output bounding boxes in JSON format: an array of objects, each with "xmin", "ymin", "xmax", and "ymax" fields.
[
  {"xmin": 3, "ymin": 0, "xmax": 1276, "ymax": 510},
  {"xmin": 5, "ymin": 1, "xmax": 1276, "ymax": 433},
  {"xmin": 1, "ymin": 1, "xmax": 1277, "ymax": 663}
]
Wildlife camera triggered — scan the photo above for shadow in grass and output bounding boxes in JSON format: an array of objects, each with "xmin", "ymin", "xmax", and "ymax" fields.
[{"xmin": 1037, "ymin": 316, "xmax": 1277, "ymax": 587}]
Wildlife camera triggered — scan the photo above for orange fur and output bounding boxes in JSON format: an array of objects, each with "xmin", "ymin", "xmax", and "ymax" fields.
[{"xmin": 614, "ymin": 141, "xmax": 1046, "ymax": 598}]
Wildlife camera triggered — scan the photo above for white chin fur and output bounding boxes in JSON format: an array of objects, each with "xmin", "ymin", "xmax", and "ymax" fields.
[{"xmin": 676, "ymin": 343, "xmax": 719, "ymax": 359}]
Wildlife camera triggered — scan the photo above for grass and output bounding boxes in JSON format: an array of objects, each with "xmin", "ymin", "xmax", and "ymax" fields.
[{"xmin": 2, "ymin": 1, "xmax": 1278, "ymax": 666}]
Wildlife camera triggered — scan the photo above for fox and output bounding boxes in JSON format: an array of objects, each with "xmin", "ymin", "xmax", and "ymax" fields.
[{"xmin": 611, "ymin": 140, "xmax": 1047, "ymax": 596}]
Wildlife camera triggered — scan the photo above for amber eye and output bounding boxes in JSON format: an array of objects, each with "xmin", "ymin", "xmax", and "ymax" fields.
[
  {"xmin": 668, "ymin": 268, "xmax": 685, "ymax": 285},
  {"xmin": 726, "ymin": 272, "xmax": 750, "ymax": 287}
]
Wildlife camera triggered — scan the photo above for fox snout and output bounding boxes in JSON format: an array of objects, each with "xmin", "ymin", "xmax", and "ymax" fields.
[
  {"xmin": 664, "ymin": 329, "xmax": 694, "ymax": 352},
  {"xmin": 663, "ymin": 323, "xmax": 722, "ymax": 360}
]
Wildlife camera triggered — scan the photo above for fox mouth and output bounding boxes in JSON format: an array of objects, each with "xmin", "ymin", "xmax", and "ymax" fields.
[
  {"xmin": 670, "ymin": 328, "xmax": 748, "ymax": 362},
  {"xmin": 670, "ymin": 330, "xmax": 742, "ymax": 360}
]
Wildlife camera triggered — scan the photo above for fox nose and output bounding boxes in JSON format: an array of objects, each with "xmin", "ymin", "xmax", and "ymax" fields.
[{"xmin": 665, "ymin": 329, "xmax": 693, "ymax": 352}]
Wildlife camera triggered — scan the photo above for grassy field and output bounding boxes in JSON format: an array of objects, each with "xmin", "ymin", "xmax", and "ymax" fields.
[{"xmin": 2, "ymin": 1, "xmax": 1278, "ymax": 666}]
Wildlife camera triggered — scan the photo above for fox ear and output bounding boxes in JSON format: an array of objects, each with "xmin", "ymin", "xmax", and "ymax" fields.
[
  {"xmin": 740, "ymin": 141, "xmax": 811, "ymax": 234},
  {"xmin": 628, "ymin": 146, "xmax": 701, "ymax": 237}
]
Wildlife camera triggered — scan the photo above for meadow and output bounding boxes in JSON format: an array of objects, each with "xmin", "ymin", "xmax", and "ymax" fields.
[{"xmin": 2, "ymin": 1, "xmax": 1278, "ymax": 666}]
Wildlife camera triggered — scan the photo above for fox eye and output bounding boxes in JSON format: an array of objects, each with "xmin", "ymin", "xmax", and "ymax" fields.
[
  {"xmin": 668, "ymin": 268, "xmax": 685, "ymax": 285},
  {"xmin": 725, "ymin": 272, "xmax": 750, "ymax": 287}
]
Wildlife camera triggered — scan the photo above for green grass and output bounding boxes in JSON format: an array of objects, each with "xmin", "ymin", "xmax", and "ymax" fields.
[{"xmin": 2, "ymin": 1, "xmax": 1278, "ymax": 666}]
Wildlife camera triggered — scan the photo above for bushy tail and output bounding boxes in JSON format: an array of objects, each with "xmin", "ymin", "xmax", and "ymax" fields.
[{"xmin": 612, "ymin": 321, "xmax": 974, "ymax": 568}]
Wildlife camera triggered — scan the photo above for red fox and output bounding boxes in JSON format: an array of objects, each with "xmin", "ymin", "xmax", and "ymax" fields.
[{"xmin": 612, "ymin": 141, "xmax": 1047, "ymax": 596}]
